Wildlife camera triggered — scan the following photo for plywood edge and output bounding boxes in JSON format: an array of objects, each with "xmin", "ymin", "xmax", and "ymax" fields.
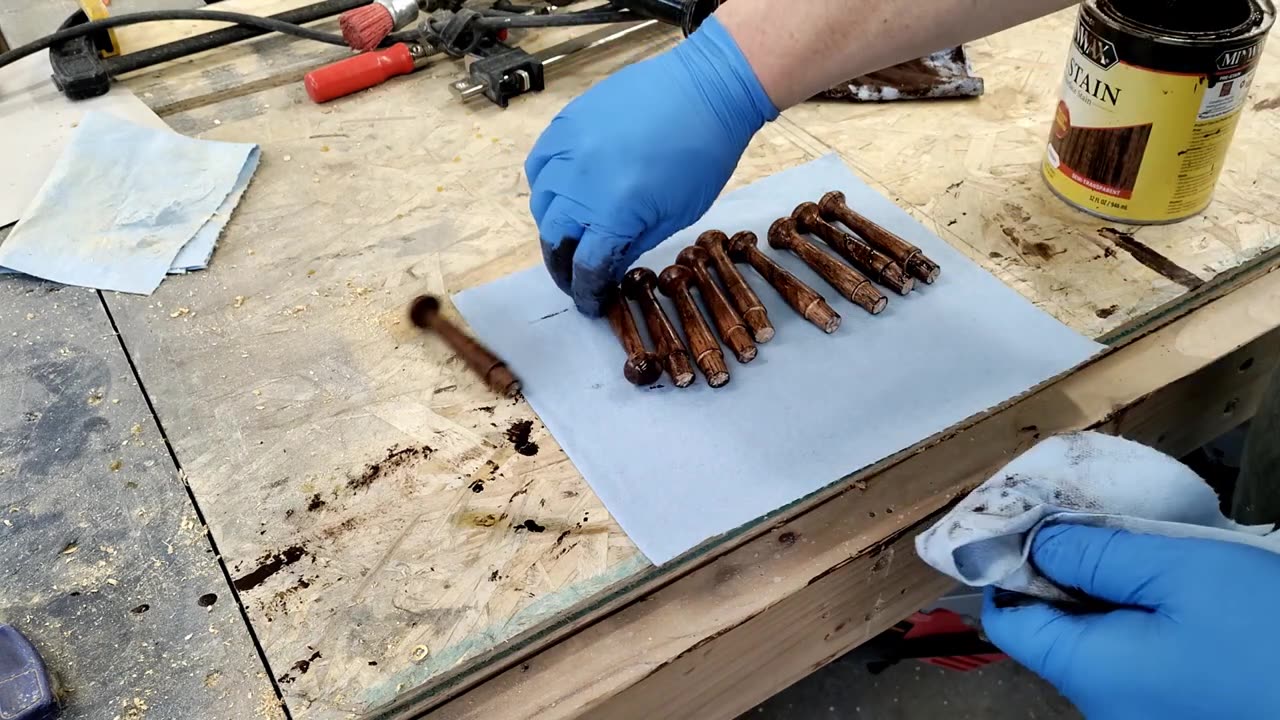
[
  {"xmin": 401, "ymin": 264, "xmax": 1280, "ymax": 719},
  {"xmin": 589, "ymin": 326, "xmax": 1280, "ymax": 720},
  {"xmin": 365, "ymin": 248, "xmax": 1280, "ymax": 716}
]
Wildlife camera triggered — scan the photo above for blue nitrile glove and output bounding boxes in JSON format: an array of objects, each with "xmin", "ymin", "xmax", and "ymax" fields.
[
  {"xmin": 525, "ymin": 15, "xmax": 778, "ymax": 316},
  {"xmin": 982, "ymin": 525, "xmax": 1280, "ymax": 720}
]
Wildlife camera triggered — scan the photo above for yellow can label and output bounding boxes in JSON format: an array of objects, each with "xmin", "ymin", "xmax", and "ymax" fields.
[{"xmin": 1043, "ymin": 6, "xmax": 1267, "ymax": 222}]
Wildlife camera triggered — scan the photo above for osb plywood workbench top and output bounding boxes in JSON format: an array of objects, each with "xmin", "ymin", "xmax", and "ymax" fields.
[{"xmin": 4, "ymin": 1, "xmax": 1280, "ymax": 718}]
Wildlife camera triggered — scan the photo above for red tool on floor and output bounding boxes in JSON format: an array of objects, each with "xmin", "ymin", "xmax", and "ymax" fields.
[{"xmin": 860, "ymin": 609, "xmax": 1006, "ymax": 675}]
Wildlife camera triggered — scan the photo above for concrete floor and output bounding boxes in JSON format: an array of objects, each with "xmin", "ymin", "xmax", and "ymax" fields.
[{"xmin": 743, "ymin": 645, "xmax": 1080, "ymax": 719}]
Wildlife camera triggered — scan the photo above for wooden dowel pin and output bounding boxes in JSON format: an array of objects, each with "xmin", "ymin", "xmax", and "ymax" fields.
[
  {"xmin": 768, "ymin": 218, "xmax": 888, "ymax": 315},
  {"xmin": 677, "ymin": 247, "xmax": 757, "ymax": 364},
  {"xmin": 792, "ymin": 202, "xmax": 914, "ymax": 296},
  {"xmin": 696, "ymin": 230, "xmax": 774, "ymax": 343},
  {"xmin": 409, "ymin": 295, "xmax": 521, "ymax": 398},
  {"xmin": 604, "ymin": 292, "xmax": 664, "ymax": 386},
  {"xmin": 727, "ymin": 232, "xmax": 841, "ymax": 334},
  {"xmin": 622, "ymin": 268, "xmax": 696, "ymax": 388},
  {"xmin": 659, "ymin": 266, "xmax": 731, "ymax": 388},
  {"xmin": 819, "ymin": 191, "xmax": 941, "ymax": 284}
]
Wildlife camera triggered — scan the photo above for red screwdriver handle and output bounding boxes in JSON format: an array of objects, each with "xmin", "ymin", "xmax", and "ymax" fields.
[{"xmin": 305, "ymin": 43, "xmax": 416, "ymax": 103}]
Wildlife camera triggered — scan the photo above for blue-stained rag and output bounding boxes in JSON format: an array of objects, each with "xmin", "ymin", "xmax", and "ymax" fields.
[{"xmin": 0, "ymin": 111, "xmax": 259, "ymax": 294}]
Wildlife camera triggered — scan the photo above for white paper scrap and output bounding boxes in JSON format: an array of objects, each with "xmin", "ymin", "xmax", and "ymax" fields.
[{"xmin": 454, "ymin": 155, "xmax": 1103, "ymax": 564}]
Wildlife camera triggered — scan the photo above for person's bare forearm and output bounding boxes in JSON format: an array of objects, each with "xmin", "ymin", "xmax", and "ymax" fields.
[{"xmin": 716, "ymin": 0, "xmax": 1078, "ymax": 109}]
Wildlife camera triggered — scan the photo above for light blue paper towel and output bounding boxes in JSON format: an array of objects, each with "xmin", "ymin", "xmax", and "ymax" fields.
[
  {"xmin": 0, "ymin": 111, "xmax": 259, "ymax": 293},
  {"xmin": 454, "ymin": 155, "xmax": 1104, "ymax": 564}
]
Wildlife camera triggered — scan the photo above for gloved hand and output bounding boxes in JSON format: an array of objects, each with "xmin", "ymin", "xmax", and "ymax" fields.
[
  {"xmin": 982, "ymin": 524, "xmax": 1280, "ymax": 720},
  {"xmin": 525, "ymin": 15, "xmax": 777, "ymax": 315}
]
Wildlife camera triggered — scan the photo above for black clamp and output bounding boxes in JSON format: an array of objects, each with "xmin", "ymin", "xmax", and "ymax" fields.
[
  {"xmin": 465, "ymin": 44, "xmax": 544, "ymax": 107},
  {"xmin": 48, "ymin": 10, "xmax": 113, "ymax": 100}
]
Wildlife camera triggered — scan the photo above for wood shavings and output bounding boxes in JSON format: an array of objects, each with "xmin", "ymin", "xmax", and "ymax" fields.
[
  {"xmin": 109, "ymin": 459, "xmax": 123, "ymax": 472},
  {"xmin": 233, "ymin": 296, "xmax": 246, "ymax": 308},
  {"xmin": 411, "ymin": 645, "xmax": 429, "ymax": 662},
  {"xmin": 169, "ymin": 307, "xmax": 190, "ymax": 318}
]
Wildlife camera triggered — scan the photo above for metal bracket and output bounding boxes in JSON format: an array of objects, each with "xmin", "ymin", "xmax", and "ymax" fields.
[
  {"xmin": 456, "ymin": 44, "xmax": 544, "ymax": 107},
  {"xmin": 449, "ymin": 20, "xmax": 660, "ymax": 106}
]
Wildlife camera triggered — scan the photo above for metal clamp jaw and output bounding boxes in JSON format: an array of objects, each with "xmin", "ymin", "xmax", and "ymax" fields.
[{"xmin": 451, "ymin": 45, "xmax": 544, "ymax": 107}]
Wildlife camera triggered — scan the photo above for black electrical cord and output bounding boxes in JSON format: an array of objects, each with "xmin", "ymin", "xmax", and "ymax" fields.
[
  {"xmin": 472, "ymin": 10, "xmax": 634, "ymax": 27},
  {"xmin": 0, "ymin": 5, "xmax": 641, "ymax": 73},
  {"xmin": 108, "ymin": 0, "xmax": 371, "ymax": 76},
  {"xmin": 0, "ymin": 8, "xmax": 354, "ymax": 71}
]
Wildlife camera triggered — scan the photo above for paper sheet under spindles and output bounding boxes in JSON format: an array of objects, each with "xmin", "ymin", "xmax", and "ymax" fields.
[{"xmin": 454, "ymin": 155, "xmax": 1103, "ymax": 564}]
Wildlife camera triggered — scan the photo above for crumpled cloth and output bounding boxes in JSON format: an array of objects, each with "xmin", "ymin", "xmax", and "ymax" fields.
[
  {"xmin": 0, "ymin": 111, "xmax": 259, "ymax": 294},
  {"xmin": 916, "ymin": 431, "xmax": 1280, "ymax": 602}
]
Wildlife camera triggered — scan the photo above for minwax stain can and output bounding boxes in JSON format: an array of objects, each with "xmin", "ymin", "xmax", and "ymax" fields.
[{"xmin": 1043, "ymin": 0, "xmax": 1275, "ymax": 223}]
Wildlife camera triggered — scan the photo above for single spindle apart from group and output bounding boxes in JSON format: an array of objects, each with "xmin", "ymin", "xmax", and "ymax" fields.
[{"xmin": 605, "ymin": 191, "xmax": 943, "ymax": 389}]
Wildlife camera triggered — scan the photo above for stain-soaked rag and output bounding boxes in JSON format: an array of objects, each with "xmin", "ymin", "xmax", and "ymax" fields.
[
  {"xmin": 0, "ymin": 111, "xmax": 259, "ymax": 294},
  {"xmin": 915, "ymin": 431, "xmax": 1280, "ymax": 602}
]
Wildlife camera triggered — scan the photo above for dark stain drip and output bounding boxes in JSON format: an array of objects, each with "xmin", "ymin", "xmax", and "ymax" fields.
[
  {"xmin": 278, "ymin": 650, "xmax": 322, "ymax": 684},
  {"xmin": 306, "ymin": 494, "xmax": 327, "ymax": 512},
  {"xmin": 233, "ymin": 545, "xmax": 309, "ymax": 592},
  {"xmin": 1095, "ymin": 304, "xmax": 1119, "ymax": 319},
  {"xmin": 517, "ymin": 519, "xmax": 546, "ymax": 533},
  {"xmin": 349, "ymin": 444, "xmax": 433, "ymax": 491},
  {"xmin": 552, "ymin": 530, "xmax": 571, "ymax": 548},
  {"xmin": 1001, "ymin": 226, "xmax": 1060, "ymax": 261},
  {"xmin": 536, "ymin": 308, "xmax": 570, "ymax": 322},
  {"xmin": 1098, "ymin": 227, "xmax": 1204, "ymax": 290},
  {"xmin": 469, "ymin": 480, "xmax": 485, "ymax": 493},
  {"xmin": 505, "ymin": 420, "xmax": 539, "ymax": 457}
]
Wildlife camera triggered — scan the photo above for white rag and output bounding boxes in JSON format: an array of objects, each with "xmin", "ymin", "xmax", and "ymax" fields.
[
  {"xmin": 0, "ymin": 111, "xmax": 259, "ymax": 294},
  {"xmin": 916, "ymin": 431, "xmax": 1280, "ymax": 602}
]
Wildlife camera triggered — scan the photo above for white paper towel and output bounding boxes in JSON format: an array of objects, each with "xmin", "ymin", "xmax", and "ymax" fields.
[{"xmin": 916, "ymin": 432, "xmax": 1280, "ymax": 602}]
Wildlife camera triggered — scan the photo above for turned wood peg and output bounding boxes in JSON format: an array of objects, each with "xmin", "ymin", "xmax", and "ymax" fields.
[
  {"xmin": 604, "ymin": 291, "xmax": 664, "ymax": 387},
  {"xmin": 768, "ymin": 218, "xmax": 888, "ymax": 316},
  {"xmin": 409, "ymin": 295, "xmax": 521, "ymax": 398},
  {"xmin": 622, "ymin": 268, "xmax": 696, "ymax": 388},
  {"xmin": 792, "ymin": 202, "xmax": 915, "ymax": 296},
  {"xmin": 696, "ymin": 230, "xmax": 774, "ymax": 343},
  {"xmin": 726, "ymin": 231, "xmax": 841, "ymax": 334},
  {"xmin": 677, "ymin": 246, "xmax": 757, "ymax": 364},
  {"xmin": 658, "ymin": 266, "xmax": 730, "ymax": 388},
  {"xmin": 818, "ymin": 191, "xmax": 941, "ymax": 284}
]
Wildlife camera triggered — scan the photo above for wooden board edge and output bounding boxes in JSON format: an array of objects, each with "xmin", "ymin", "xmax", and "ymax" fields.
[
  {"xmin": 395, "ymin": 264, "xmax": 1280, "ymax": 719},
  {"xmin": 585, "ymin": 327, "xmax": 1280, "ymax": 720},
  {"xmin": 371, "ymin": 259, "xmax": 1280, "ymax": 715},
  {"xmin": 1097, "ymin": 245, "xmax": 1280, "ymax": 346}
]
